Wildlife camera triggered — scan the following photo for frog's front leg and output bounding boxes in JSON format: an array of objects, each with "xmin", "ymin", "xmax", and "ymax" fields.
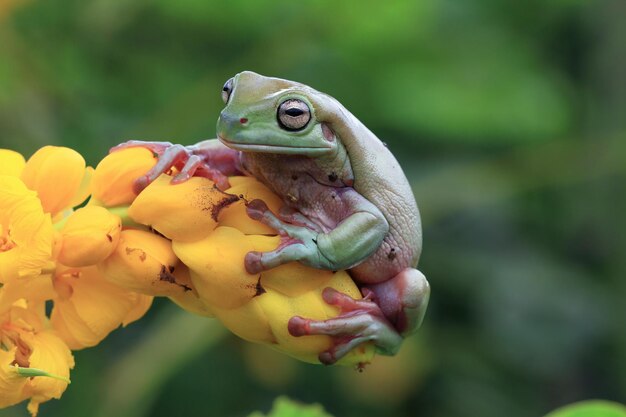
[
  {"xmin": 243, "ymin": 197, "xmax": 388, "ymax": 274},
  {"xmin": 110, "ymin": 139, "xmax": 242, "ymax": 192},
  {"xmin": 289, "ymin": 268, "xmax": 430, "ymax": 364}
]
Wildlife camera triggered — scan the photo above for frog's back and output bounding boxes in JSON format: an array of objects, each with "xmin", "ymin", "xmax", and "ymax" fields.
[
  {"xmin": 350, "ymin": 117, "xmax": 422, "ymax": 268},
  {"xmin": 308, "ymin": 91, "xmax": 422, "ymax": 276}
]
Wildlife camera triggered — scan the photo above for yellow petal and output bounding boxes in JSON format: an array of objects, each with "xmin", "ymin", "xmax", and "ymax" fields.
[
  {"xmin": 21, "ymin": 146, "xmax": 87, "ymax": 216},
  {"xmin": 0, "ymin": 275, "xmax": 55, "ymax": 315},
  {"xmin": 0, "ymin": 176, "xmax": 54, "ymax": 281},
  {"xmin": 67, "ymin": 166, "xmax": 93, "ymax": 208},
  {"xmin": 57, "ymin": 206, "xmax": 121, "ymax": 267},
  {"xmin": 20, "ymin": 330, "xmax": 74, "ymax": 416},
  {"xmin": 128, "ymin": 174, "xmax": 236, "ymax": 242},
  {"xmin": 0, "ymin": 348, "xmax": 28, "ymax": 408},
  {"xmin": 0, "ymin": 149, "xmax": 26, "ymax": 177},
  {"xmin": 98, "ymin": 229, "xmax": 183, "ymax": 296},
  {"xmin": 91, "ymin": 148, "xmax": 157, "ymax": 207},
  {"xmin": 219, "ymin": 176, "xmax": 283, "ymax": 234},
  {"xmin": 50, "ymin": 266, "xmax": 148, "ymax": 349},
  {"xmin": 172, "ymin": 226, "xmax": 280, "ymax": 309}
]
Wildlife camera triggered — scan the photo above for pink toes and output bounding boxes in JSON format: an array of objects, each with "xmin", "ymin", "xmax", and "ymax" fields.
[
  {"xmin": 245, "ymin": 199, "xmax": 269, "ymax": 221},
  {"xmin": 244, "ymin": 251, "xmax": 264, "ymax": 274},
  {"xmin": 287, "ymin": 316, "xmax": 311, "ymax": 337}
]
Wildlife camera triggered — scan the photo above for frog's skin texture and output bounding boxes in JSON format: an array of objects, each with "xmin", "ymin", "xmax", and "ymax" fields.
[{"xmin": 113, "ymin": 71, "xmax": 430, "ymax": 365}]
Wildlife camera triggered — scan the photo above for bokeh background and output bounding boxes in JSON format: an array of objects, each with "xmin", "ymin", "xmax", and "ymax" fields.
[{"xmin": 1, "ymin": 0, "xmax": 625, "ymax": 416}]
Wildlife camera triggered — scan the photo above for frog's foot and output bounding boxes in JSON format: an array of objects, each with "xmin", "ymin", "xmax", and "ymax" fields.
[
  {"xmin": 244, "ymin": 199, "xmax": 324, "ymax": 274},
  {"xmin": 110, "ymin": 140, "xmax": 231, "ymax": 192},
  {"xmin": 288, "ymin": 288, "xmax": 403, "ymax": 365},
  {"xmin": 277, "ymin": 206, "xmax": 324, "ymax": 232},
  {"xmin": 367, "ymin": 268, "xmax": 430, "ymax": 336}
]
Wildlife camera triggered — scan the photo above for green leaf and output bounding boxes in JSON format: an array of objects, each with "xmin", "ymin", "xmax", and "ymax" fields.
[
  {"xmin": 545, "ymin": 400, "xmax": 626, "ymax": 417},
  {"xmin": 248, "ymin": 397, "xmax": 334, "ymax": 417}
]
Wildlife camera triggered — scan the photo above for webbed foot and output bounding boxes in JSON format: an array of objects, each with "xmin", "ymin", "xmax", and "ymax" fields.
[
  {"xmin": 288, "ymin": 287, "xmax": 402, "ymax": 365},
  {"xmin": 244, "ymin": 199, "xmax": 326, "ymax": 274},
  {"xmin": 287, "ymin": 268, "xmax": 430, "ymax": 364}
]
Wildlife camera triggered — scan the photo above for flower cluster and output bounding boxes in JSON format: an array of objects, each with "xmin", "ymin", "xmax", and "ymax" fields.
[
  {"xmin": 0, "ymin": 147, "xmax": 153, "ymax": 415},
  {"xmin": 1, "ymin": 145, "xmax": 374, "ymax": 415}
]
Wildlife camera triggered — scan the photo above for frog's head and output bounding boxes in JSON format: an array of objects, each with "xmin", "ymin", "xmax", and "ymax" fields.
[{"xmin": 216, "ymin": 71, "xmax": 341, "ymax": 156}]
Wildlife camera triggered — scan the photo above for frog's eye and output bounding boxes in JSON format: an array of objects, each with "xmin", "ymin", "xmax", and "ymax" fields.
[
  {"xmin": 221, "ymin": 78, "xmax": 234, "ymax": 104},
  {"xmin": 277, "ymin": 99, "xmax": 311, "ymax": 131}
]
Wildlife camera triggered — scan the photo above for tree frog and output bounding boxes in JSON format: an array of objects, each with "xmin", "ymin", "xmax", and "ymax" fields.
[{"xmin": 113, "ymin": 71, "xmax": 430, "ymax": 364}]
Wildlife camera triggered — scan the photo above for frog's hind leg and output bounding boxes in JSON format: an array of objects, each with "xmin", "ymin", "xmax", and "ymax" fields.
[{"xmin": 288, "ymin": 268, "xmax": 429, "ymax": 365}]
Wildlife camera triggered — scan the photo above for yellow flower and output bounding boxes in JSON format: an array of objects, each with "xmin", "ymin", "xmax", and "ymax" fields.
[
  {"xmin": 91, "ymin": 147, "xmax": 157, "ymax": 207},
  {"xmin": 20, "ymin": 146, "xmax": 92, "ymax": 218},
  {"xmin": 173, "ymin": 226, "xmax": 279, "ymax": 309},
  {"xmin": 0, "ymin": 176, "xmax": 54, "ymax": 283},
  {"xmin": 0, "ymin": 300, "xmax": 74, "ymax": 416},
  {"xmin": 0, "ymin": 149, "xmax": 26, "ymax": 177},
  {"xmin": 50, "ymin": 265, "xmax": 153, "ymax": 350},
  {"xmin": 56, "ymin": 206, "xmax": 122, "ymax": 267},
  {"xmin": 128, "ymin": 174, "xmax": 237, "ymax": 242},
  {"xmin": 98, "ymin": 229, "xmax": 186, "ymax": 296}
]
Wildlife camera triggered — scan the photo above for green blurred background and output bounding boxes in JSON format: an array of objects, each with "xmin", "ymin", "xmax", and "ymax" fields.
[{"xmin": 1, "ymin": 0, "xmax": 625, "ymax": 416}]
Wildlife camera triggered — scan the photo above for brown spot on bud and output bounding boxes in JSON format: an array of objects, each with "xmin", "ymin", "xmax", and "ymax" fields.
[
  {"xmin": 328, "ymin": 172, "xmax": 338, "ymax": 182},
  {"xmin": 253, "ymin": 276, "xmax": 266, "ymax": 297},
  {"xmin": 387, "ymin": 248, "xmax": 396, "ymax": 261},
  {"xmin": 210, "ymin": 192, "xmax": 240, "ymax": 222},
  {"xmin": 159, "ymin": 265, "xmax": 191, "ymax": 291}
]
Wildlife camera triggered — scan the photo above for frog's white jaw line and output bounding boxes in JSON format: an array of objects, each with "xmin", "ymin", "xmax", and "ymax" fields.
[{"xmin": 217, "ymin": 134, "xmax": 333, "ymax": 155}]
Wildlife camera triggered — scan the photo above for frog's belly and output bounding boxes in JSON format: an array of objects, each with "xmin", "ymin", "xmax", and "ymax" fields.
[{"xmin": 289, "ymin": 187, "xmax": 418, "ymax": 285}]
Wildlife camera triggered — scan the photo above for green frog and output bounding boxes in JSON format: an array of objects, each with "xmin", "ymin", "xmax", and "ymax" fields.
[{"xmin": 113, "ymin": 71, "xmax": 430, "ymax": 364}]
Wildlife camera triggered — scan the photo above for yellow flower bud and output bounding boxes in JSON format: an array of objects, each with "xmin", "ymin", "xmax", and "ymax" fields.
[
  {"xmin": 0, "ymin": 149, "xmax": 26, "ymax": 177},
  {"xmin": 128, "ymin": 175, "xmax": 237, "ymax": 242},
  {"xmin": 51, "ymin": 266, "xmax": 152, "ymax": 349},
  {"xmin": 256, "ymin": 272, "xmax": 375, "ymax": 365},
  {"xmin": 57, "ymin": 206, "xmax": 121, "ymax": 267},
  {"xmin": 211, "ymin": 299, "xmax": 275, "ymax": 344},
  {"xmin": 98, "ymin": 229, "xmax": 184, "ymax": 296},
  {"xmin": 172, "ymin": 226, "xmax": 280, "ymax": 309},
  {"xmin": 174, "ymin": 225, "xmax": 375, "ymax": 365},
  {"xmin": 91, "ymin": 148, "xmax": 156, "ymax": 207},
  {"xmin": 219, "ymin": 176, "xmax": 283, "ymax": 235},
  {"xmin": 21, "ymin": 146, "xmax": 88, "ymax": 216}
]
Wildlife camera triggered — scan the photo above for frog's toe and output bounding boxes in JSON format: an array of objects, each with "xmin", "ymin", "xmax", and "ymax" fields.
[
  {"xmin": 245, "ymin": 199, "xmax": 270, "ymax": 221},
  {"xmin": 132, "ymin": 143, "xmax": 192, "ymax": 192},
  {"xmin": 244, "ymin": 241, "xmax": 308, "ymax": 274}
]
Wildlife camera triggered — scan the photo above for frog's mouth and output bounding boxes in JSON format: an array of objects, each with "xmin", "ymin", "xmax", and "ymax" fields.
[{"xmin": 218, "ymin": 134, "xmax": 332, "ymax": 155}]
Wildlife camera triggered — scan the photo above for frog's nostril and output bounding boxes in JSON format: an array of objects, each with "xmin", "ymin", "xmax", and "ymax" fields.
[{"xmin": 240, "ymin": 118, "xmax": 248, "ymax": 124}]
